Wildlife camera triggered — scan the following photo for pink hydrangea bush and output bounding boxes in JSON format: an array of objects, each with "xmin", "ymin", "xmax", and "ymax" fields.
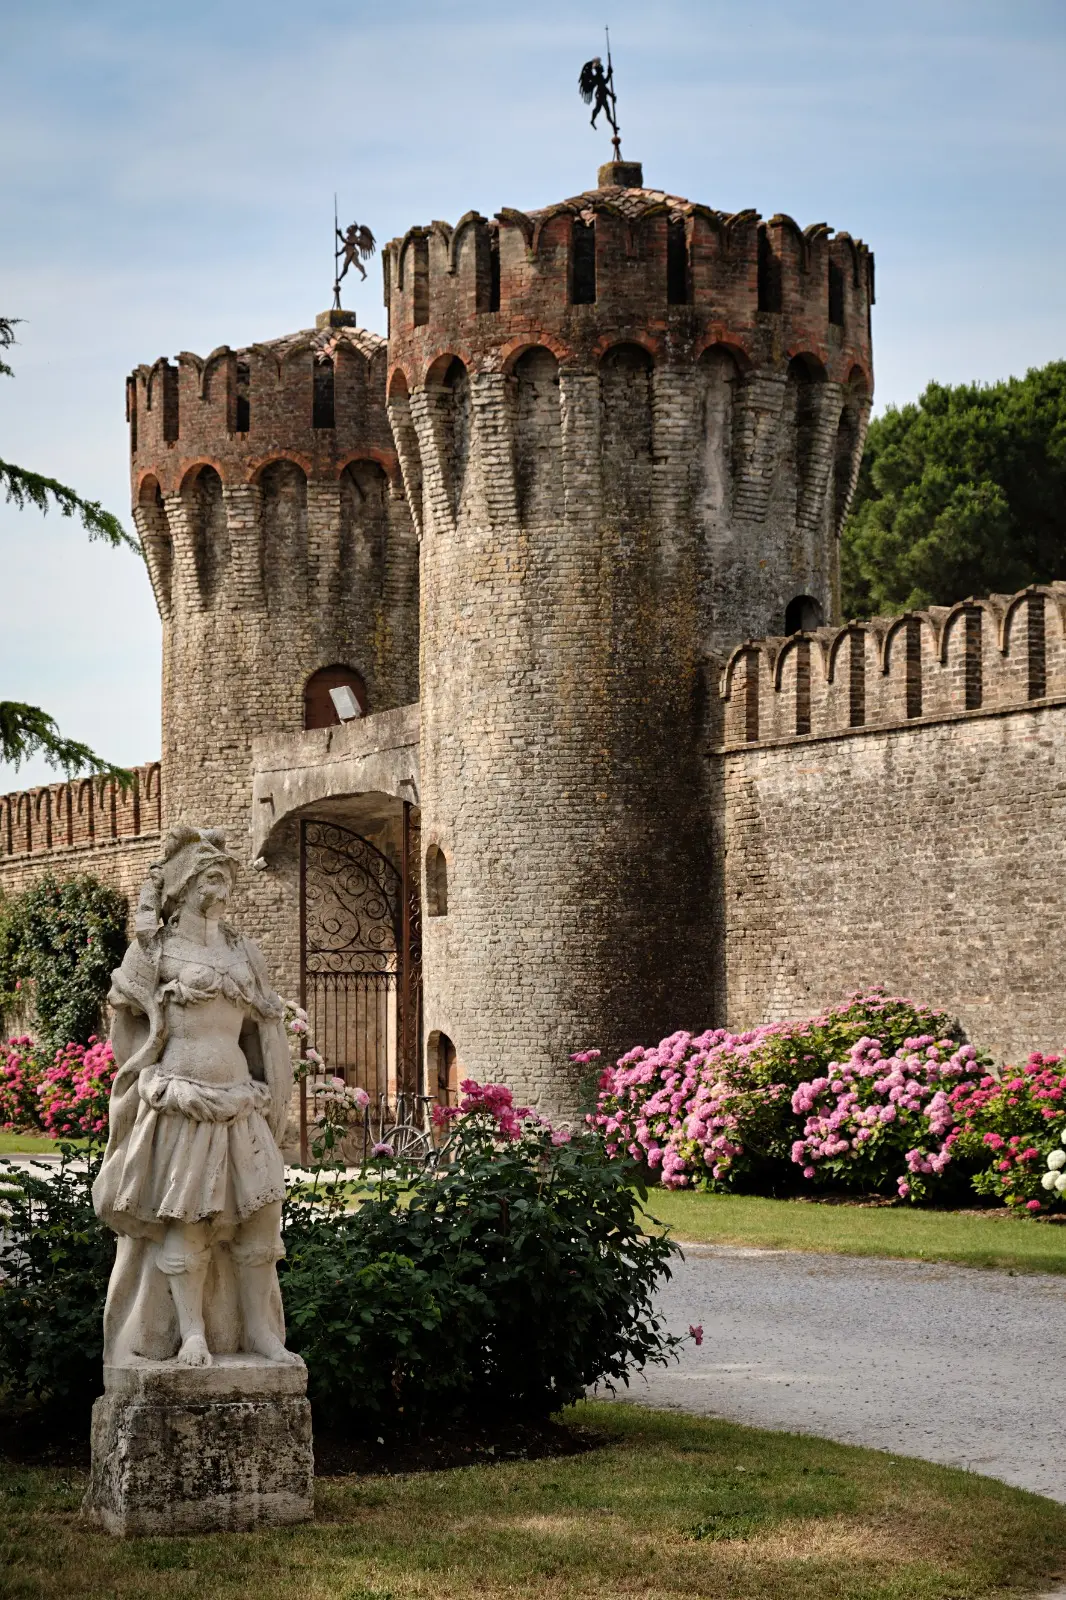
[
  {"xmin": 0, "ymin": 1035, "xmax": 47, "ymax": 1130},
  {"xmin": 35, "ymin": 1036, "xmax": 116, "ymax": 1140},
  {"xmin": 588, "ymin": 991, "xmax": 974, "ymax": 1196},
  {"xmin": 789, "ymin": 1035, "xmax": 983, "ymax": 1201}
]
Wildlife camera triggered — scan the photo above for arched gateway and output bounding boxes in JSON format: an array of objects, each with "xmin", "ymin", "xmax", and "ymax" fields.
[{"xmin": 299, "ymin": 814, "xmax": 422, "ymax": 1113}]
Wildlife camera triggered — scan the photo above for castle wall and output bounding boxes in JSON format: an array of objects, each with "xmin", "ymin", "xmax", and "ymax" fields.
[
  {"xmin": 714, "ymin": 585, "xmax": 1066, "ymax": 1061},
  {"xmin": 0, "ymin": 765, "xmax": 164, "ymax": 931}
]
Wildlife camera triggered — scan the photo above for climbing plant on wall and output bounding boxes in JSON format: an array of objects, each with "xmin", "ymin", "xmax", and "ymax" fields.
[{"xmin": 0, "ymin": 874, "xmax": 127, "ymax": 1053}]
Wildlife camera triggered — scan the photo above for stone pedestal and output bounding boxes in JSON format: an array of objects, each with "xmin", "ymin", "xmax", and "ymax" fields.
[{"xmin": 84, "ymin": 1355, "xmax": 314, "ymax": 1536}]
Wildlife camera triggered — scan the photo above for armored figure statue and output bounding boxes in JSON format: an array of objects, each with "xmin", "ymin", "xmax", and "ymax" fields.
[{"xmin": 92, "ymin": 826, "xmax": 298, "ymax": 1368}]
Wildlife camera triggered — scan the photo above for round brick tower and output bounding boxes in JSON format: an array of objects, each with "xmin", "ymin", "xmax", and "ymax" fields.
[
  {"xmin": 386, "ymin": 161, "xmax": 874, "ymax": 1110},
  {"xmin": 127, "ymin": 311, "xmax": 419, "ymax": 991}
]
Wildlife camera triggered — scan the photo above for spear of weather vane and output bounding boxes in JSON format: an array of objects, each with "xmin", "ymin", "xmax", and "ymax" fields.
[{"xmin": 332, "ymin": 193, "xmax": 342, "ymax": 310}]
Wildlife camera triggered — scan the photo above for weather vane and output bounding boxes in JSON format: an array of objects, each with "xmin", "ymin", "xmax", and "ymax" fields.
[
  {"xmin": 579, "ymin": 28, "xmax": 622, "ymax": 160},
  {"xmin": 332, "ymin": 195, "xmax": 377, "ymax": 311}
]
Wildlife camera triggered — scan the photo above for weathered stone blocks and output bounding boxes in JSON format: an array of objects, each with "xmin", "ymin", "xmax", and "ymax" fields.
[{"xmin": 83, "ymin": 1356, "xmax": 314, "ymax": 1536}]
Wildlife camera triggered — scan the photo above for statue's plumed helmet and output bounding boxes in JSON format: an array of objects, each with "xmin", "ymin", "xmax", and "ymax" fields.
[{"xmin": 135, "ymin": 826, "xmax": 241, "ymax": 942}]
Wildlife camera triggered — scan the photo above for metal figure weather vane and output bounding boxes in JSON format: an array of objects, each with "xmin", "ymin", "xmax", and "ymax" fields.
[
  {"xmin": 332, "ymin": 196, "xmax": 377, "ymax": 310},
  {"xmin": 579, "ymin": 29, "xmax": 622, "ymax": 160}
]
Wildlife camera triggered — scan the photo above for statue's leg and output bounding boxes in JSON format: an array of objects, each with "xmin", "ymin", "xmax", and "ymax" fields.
[
  {"xmin": 232, "ymin": 1202, "xmax": 300, "ymax": 1364},
  {"xmin": 159, "ymin": 1221, "xmax": 212, "ymax": 1367}
]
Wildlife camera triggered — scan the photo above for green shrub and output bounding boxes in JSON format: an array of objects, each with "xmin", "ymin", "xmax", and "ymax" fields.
[
  {"xmin": 0, "ymin": 874, "xmax": 127, "ymax": 1053},
  {"xmin": 282, "ymin": 1092, "xmax": 681, "ymax": 1430},
  {"xmin": 0, "ymin": 1140, "xmax": 111, "ymax": 1410}
]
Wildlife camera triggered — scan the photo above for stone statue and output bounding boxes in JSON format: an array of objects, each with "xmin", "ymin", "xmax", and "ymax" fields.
[{"xmin": 92, "ymin": 826, "xmax": 298, "ymax": 1369}]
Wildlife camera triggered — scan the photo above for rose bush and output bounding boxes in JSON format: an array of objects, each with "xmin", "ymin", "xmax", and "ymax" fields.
[
  {"xmin": 0, "ymin": 1033, "xmax": 116, "ymax": 1138},
  {"xmin": 35, "ymin": 1036, "xmax": 116, "ymax": 1140},
  {"xmin": 952, "ymin": 1053, "xmax": 1066, "ymax": 1212},
  {"xmin": 0, "ymin": 1035, "xmax": 46, "ymax": 1130}
]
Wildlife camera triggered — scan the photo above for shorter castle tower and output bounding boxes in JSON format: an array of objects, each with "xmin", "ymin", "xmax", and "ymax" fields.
[
  {"xmin": 127, "ymin": 313, "xmax": 420, "ymax": 989},
  {"xmin": 386, "ymin": 160, "xmax": 874, "ymax": 1107}
]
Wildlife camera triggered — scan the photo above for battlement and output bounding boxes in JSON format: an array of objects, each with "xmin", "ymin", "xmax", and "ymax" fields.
[
  {"xmin": 719, "ymin": 585, "xmax": 1066, "ymax": 748},
  {"xmin": 385, "ymin": 181, "xmax": 873, "ymax": 386},
  {"xmin": 0, "ymin": 763, "xmax": 162, "ymax": 861},
  {"xmin": 128, "ymin": 324, "xmax": 395, "ymax": 498}
]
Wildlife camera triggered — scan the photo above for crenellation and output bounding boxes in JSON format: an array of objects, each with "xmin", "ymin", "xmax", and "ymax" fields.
[{"xmin": 719, "ymin": 584, "xmax": 1066, "ymax": 750}]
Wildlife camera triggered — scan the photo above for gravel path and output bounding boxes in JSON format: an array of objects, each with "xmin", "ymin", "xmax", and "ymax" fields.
[{"xmin": 606, "ymin": 1243, "xmax": 1066, "ymax": 1502}]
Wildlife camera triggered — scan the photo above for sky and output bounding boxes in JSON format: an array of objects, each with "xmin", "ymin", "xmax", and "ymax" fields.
[{"xmin": 2, "ymin": 0, "xmax": 1065, "ymax": 789}]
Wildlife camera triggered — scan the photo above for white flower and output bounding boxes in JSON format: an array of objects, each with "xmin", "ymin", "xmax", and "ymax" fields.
[
  {"xmin": 1048, "ymin": 1150, "xmax": 1066, "ymax": 1171},
  {"xmin": 1060, "ymin": 1128, "xmax": 1066, "ymax": 1148},
  {"xmin": 1055, "ymin": 1173, "xmax": 1066, "ymax": 1194},
  {"xmin": 1042, "ymin": 1172, "xmax": 1059, "ymax": 1191}
]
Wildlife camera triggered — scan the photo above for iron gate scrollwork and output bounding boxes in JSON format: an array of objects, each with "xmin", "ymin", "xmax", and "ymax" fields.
[{"xmin": 299, "ymin": 815, "xmax": 422, "ymax": 1115}]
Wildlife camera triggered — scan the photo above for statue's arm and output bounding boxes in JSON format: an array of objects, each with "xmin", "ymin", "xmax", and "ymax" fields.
[{"xmin": 111, "ymin": 1006, "xmax": 150, "ymax": 1070}]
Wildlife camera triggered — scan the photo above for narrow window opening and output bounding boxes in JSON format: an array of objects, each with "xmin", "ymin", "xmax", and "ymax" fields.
[
  {"xmin": 435, "ymin": 1032, "xmax": 457, "ymax": 1108},
  {"xmin": 1028, "ymin": 594, "xmax": 1047, "ymax": 699},
  {"xmin": 828, "ymin": 261, "xmax": 845, "ymax": 326},
  {"xmin": 848, "ymin": 630, "xmax": 866, "ymax": 727},
  {"xmin": 426, "ymin": 843, "xmax": 448, "ymax": 916},
  {"xmin": 795, "ymin": 641, "xmax": 811, "ymax": 735},
  {"xmin": 162, "ymin": 364, "xmax": 179, "ymax": 443},
  {"xmin": 571, "ymin": 219, "xmax": 596, "ymax": 305},
  {"xmin": 757, "ymin": 227, "xmax": 782, "ymax": 313},
  {"xmin": 905, "ymin": 618, "xmax": 922, "ymax": 719},
  {"xmin": 744, "ymin": 651, "xmax": 760, "ymax": 743},
  {"xmin": 127, "ymin": 377, "xmax": 138, "ymax": 455},
  {"xmin": 313, "ymin": 356, "xmax": 335, "ymax": 429},
  {"xmin": 667, "ymin": 218, "xmax": 689, "ymax": 305},
  {"xmin": 412, "ymin": 236, "xmax": 430, "ymax": 327},
  {"xmin": 488, "ymin": 231, "xmax": 501, "ymax": 312},
  {"xmin": 785, "ymin": 594, "xmax": 823, "ymax": 634},
  {"xmin": 964, "ymin": 609, "xmax": 983, "ymax": 710},
  {"xmin": 235, "ymin": 359, "xmax": 250, "ymax": 433}
]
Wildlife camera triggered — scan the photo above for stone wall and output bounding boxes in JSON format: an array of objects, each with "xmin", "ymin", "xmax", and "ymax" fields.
[
  {"xmin": 0, "ymin": 764, "xmax": 163, "ymax": 922},
  {"xmin": 713, "ymin": 584, "xmax": 1066, "ymax": 1062}
]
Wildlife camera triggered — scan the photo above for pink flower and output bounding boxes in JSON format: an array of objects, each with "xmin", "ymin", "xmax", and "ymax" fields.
[
  {"xmin": 370, "ymin": 1140, "xmax": 394, "ymax": 1158},
  {"xmin": 689, "ymin": 1324, "xmax": 704, "ymax": 1347}
]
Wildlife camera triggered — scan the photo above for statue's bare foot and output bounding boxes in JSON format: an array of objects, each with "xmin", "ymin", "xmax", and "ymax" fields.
[
  {"xmin": 245, "ymin": 1332, "xmax": 302, "ymax": 1365},
  {"xmin": 176, "ymin": 1333, "xmax": 212, "ymax": 1367}
]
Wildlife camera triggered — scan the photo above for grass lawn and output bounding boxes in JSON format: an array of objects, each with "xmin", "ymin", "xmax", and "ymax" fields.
[
  {"xmin": 643, "ymin": 1188, "xmax": 1066, "ymax": 1275},
  {"xmin": 2, "ymin": 1403, "xmax": 1065, "ymax": 1599},
  {"xmin": 0, "ymin": 1131, "xmax": 58, "ymax": 1156}
]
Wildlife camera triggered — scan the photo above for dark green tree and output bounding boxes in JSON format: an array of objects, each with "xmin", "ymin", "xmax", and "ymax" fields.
[
  {"xmin": 841, "ymin": 360, "xmax": 1066, "ymax": 618},
  {"xmin": 1, "ymin": 315, "xmax": 136, "ymax": 779}
]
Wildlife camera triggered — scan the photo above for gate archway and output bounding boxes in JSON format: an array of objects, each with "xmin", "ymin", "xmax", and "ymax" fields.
[{"xmin": 299, "ymin": 812, "xmax": 422, "ymax": 1110}]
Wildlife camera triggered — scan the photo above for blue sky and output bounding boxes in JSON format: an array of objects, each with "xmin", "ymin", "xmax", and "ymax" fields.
[{"xmin": 2, "ymin": 0, "xmax": 1065, "ymax": 788}]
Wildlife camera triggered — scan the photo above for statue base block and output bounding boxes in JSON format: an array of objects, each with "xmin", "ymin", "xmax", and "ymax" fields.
[{"xmin": 83, "ymin": 1355, "xmax": 314, "ymax": 1536}]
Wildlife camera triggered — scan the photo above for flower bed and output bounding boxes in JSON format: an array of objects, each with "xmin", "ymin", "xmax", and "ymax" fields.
[{"xmin": 589, "ymin": 993, "xmax": 1066, "ymax": 1211}]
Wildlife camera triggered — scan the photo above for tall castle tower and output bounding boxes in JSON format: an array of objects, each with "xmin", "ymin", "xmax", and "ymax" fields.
[
  {"xmin": 127, "ymin": 314, "xmax": 419, "ymax": 986},
  {"xmin": 386, "ymin": 160, "xmax": 873, "ymax": 1108}
]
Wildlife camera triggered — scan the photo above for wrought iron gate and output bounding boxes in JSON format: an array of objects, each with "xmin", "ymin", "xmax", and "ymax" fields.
[{"xmin": 299, "ymin": 810, "xmax": 422, "ymax": 1113}]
